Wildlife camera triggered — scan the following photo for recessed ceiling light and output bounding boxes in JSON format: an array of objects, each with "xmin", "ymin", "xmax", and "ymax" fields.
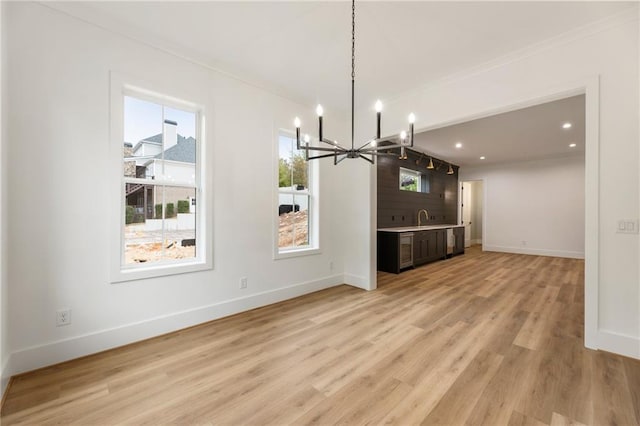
[
  {"xmin": 569, "ymin": 143, "xmax": 577, "ymax": 148},
  {"xmin": 480, "ymin": 156, "xmax": 485, "ymax": 160},
  {"xmin": 562, "ymin": 122, "xmax": 572, "ymax": 129},
  {"xmin": 455, "ymin": 142, "xmax": 462, "ymax": 148}
]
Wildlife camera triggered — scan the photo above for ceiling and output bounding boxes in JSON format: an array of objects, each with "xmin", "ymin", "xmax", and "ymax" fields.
[
  {"xmin": 47, "ymin": 2, "xmax": 618, "ymax": 167},
  {"xmin": 412, "ymin": 94, "xmax": 585, "ymax": 168},
  {"xmin": 50, "ymin": 1, "xmax": 632, "ymax": 113}
]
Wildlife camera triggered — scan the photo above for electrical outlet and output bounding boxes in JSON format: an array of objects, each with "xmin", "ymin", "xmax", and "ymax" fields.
[
  {"xmin": 521, "ymin": 240, "xmax": 527, "ymax": 246},
  {"xmin": 56, "ymin": 309, "xmax": 71, "ymax": 326},
  {"xmin": 329, "ymin": 261, "xmax": 334, "ymax": 271},
  {"xmin": 239, "ymin": 277, "xmax": 248, "ymax": 289}
]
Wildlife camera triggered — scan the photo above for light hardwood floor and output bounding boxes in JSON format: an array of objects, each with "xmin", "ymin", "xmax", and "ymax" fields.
[{"xmin": 2, "ymin": 247, "xmax": 639, "ymax": 425}]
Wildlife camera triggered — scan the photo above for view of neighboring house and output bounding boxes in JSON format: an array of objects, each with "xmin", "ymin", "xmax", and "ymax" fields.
[{"xmin": 125, "ymin": 120, "xmax": 196, "ymax": 220}]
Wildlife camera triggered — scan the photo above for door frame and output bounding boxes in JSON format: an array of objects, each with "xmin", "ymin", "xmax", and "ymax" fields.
[
  {"xmin": 397, "ymin": 76, "xmax": 598, "ymax": 350},
  {"xmin": 458, "ymin": 179, "xmax": 485, "ymax": 249},
  {"xmin": 370, "ymin": 77, "xmax": 598, "ymax": 351}
]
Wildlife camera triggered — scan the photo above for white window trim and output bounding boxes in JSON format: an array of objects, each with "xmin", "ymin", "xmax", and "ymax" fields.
[
  {"xmin": 109, "ymin": 71, "xmax": 213, "ymax": 282},
  {"xmin": 273, "ymin": 129, "xmax": 320, "ymax": 260}
]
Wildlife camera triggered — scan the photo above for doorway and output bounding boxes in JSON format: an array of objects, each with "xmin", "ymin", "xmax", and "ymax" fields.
[
  {"xmin": 461, "ymin": 180, "xmax": 484, "ymax": 249},
  {"xmin": 371, "ymin": 80, "xmax": 599, "ymax": 352}
]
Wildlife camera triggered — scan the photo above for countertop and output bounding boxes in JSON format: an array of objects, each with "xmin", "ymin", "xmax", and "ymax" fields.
[{"xmin": 377, "ymin": 224, "xmax": 464, "ymax": 232}]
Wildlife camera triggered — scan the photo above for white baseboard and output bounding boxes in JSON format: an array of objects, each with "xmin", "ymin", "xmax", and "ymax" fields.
[
  {"xmin": 483, "ymin": 245, "xmax": 584, "ymax": 259},
  {"xmin": 471, "ymin": 239, "xmax": 482, "ymax": 245},
  {"xmin": 4, "ymin": 274, "xmax": 345, "ymax": 379},
  {"xmin": 597, "ymin": 329, "xmax": 640, "ymax": 359},
  {"xmin": 1, "ymin": 356, "xmax": 9, "ymax": 398},
  {"xmin": 344, "ymin": 273, "xmax": 371, "ymax": 290}
]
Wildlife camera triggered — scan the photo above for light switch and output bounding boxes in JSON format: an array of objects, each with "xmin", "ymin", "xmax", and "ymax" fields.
[{"xmin": 617, "ymin": 219, "xmax": 639, "ymax": 234}]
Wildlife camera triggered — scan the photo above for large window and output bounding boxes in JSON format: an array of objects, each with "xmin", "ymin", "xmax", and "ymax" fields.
[
  {"xmin": 277, "ymin": 132, "xmax": 318, "ymax": 256},
  {"xmin": 123, "ymin": 95, "xmax": 199, "ymax": 265},
  {"xmin": 111, "ymin": 75, "xmax": 210, "ymax": 282}
]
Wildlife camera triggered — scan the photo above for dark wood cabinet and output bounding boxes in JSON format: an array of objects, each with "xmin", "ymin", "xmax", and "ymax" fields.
[
  {"xmin": 378, "ymin": 227, "xmax": 464, "ymax": 274},
  {"xmin": 433, "ymin": 230, "xmax": 447, "ymax": 261},
  {"xmin": 377, "ymin": 232, "xmax": 414, "ymax": 274},
  {"xmin": 453, "ymin": 226, "xmax": 465, "ymax": 255},
  {"xmin": 413, "ymin": 231, "xmax": 428, "ymax": 266},
  {"xmin": 378, "ymin": 232, "xmax": 398, "ymax": 273},
  {"xmin": 413, "ymin": 229, "xmax": 446, "ymax": 266}
]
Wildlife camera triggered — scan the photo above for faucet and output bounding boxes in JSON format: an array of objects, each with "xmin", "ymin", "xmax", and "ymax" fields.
[{"xmin": 418, "ymin": 209, "xmax": 429, "ymax": 227}]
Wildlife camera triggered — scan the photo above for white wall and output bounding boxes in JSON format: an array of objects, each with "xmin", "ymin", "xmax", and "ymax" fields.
[
  {"xmin": 3, "ymin": 2, "xmax": 350, "ymax": 380},
  {"xmin": 340, "ymin": 160, "xmax": 376, "ymax": 290},
  {"xmin": 147, "ymin": 159, "xmax": 195, "ymax": 183},
  {"xmin": 354, "ymin": 7, "xmax": 639, "ymax": 357},
  {"xmin": 0, "ymin": 0, "xmax": 8, "ymax": 395},
  {"xmin": 461, "ymin": 156, "xmax": 585, "ymax": 258}
]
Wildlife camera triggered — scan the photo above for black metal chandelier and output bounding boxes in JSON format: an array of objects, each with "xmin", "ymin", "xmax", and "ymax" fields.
[{"xmin": 294, "ymin": 0, "xmax": 416, "ymax": 165}]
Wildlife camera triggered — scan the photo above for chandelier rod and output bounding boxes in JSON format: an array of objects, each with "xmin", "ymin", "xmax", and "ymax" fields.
[
  {"xmin": 294, "ymin": 0, "xmax": 417, "ymax": 164},
  {"xmin": 351, "ymin": 0, "xmax": 355, "ymax": 150}
]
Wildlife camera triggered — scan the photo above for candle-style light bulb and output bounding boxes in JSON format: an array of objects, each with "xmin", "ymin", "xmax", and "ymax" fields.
[
  {"xmin": 408, "ymin": 113, "xmax": 415, "ymax": 147},
  {"xmin": 370, "ymin": 140, "xmax": 377, "ymax": 147},
  {"xmin": 400, "ymin": 130, "xmax": 407, "ymax": 142},
  {"xmin": 317, "ymin": 105, "xmax": 324, "ymax": 141},
  {"xmin": 304, "ymin": 134, "xmax": 310, "ymax": 143},
  {"xmin": 294, "ymin": 117, "xmax": 301, "ymax": 149},
  {"xmin": 375, "ymin": 100, "xmax": 382, "ymax": 139}
]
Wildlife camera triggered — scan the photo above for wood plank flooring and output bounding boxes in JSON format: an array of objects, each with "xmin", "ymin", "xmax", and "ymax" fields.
[{"xmin": 3, "ymin": 247, "xmax": 639, "ymax": 425}]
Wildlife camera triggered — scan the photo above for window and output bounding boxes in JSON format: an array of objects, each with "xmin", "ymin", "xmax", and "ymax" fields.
[
  {"xmin": 399, "ymin": 167, "xmax": 421, "ymax": 192},
  {"xmin": 276, "ymin": 132, "xmax": 318, "ymax": 256},
  {"xmin": 399, "ymin": 167, "xmax": 430, "ymax": 193},
  {"xmin": 110, "ymin": 74, "xmax": 210, "ymax": 282}
]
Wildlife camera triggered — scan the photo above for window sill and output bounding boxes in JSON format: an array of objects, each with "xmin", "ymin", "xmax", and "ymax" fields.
[
  {"xmin": 111, "ymin": 258, "xmax": 212, "ymax": 283},
  {"xmin": 274, "ymin": 247, "xmax": 321, "ymax": 260}
]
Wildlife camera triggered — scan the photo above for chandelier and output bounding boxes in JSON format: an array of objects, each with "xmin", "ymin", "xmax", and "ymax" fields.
[{"xmin": 294, "ymin": 0, "xmax": 416, "ymax": 165}]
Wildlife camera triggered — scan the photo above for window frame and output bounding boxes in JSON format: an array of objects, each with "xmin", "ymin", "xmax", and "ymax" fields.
[
  {"xmin": 110, "ymin": 72, "xmax": 212, "ymax": 283},
  {"xmin": 274, "ymin": 129, "xmax": 320, "ymax": 259},
  {"xmin": 399, "ymin": 167, "xmax": 422, "ymax": 192}
]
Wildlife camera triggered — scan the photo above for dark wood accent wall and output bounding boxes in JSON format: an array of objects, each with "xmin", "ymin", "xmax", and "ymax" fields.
[{"xmin": 377, "ymin": 148, "xmax": 459, "ymax": 228}]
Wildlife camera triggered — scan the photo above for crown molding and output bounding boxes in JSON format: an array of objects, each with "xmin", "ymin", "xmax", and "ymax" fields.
[
  {"xmin": 34, "ymin": 2, "xmax": 638, "ymax": 116},
  {"xmin": 36, "ymin": 1, "xmax": 317, "ymax": 110},
  {"xmin": 387, "ymin": 5, "xmax": 639, "ymax": 106}
]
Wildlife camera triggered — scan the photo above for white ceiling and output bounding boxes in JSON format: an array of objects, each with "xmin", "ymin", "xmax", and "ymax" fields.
[
  {"xmin": 47, "ymin": 2, "xmax": 620, "ymax": 166},
  {"xmin": 412, "ymin": 94, "xmax": 585, "ymax": 168},
  {"xmin": 50, "ymin": 1, "xmax": 632, "ymax": 113}
]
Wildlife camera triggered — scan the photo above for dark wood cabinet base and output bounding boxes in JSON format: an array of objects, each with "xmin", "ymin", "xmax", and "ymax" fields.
[{"xmin": 378, "ymin": 227, "xmax": 464, "ymax": 274}]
